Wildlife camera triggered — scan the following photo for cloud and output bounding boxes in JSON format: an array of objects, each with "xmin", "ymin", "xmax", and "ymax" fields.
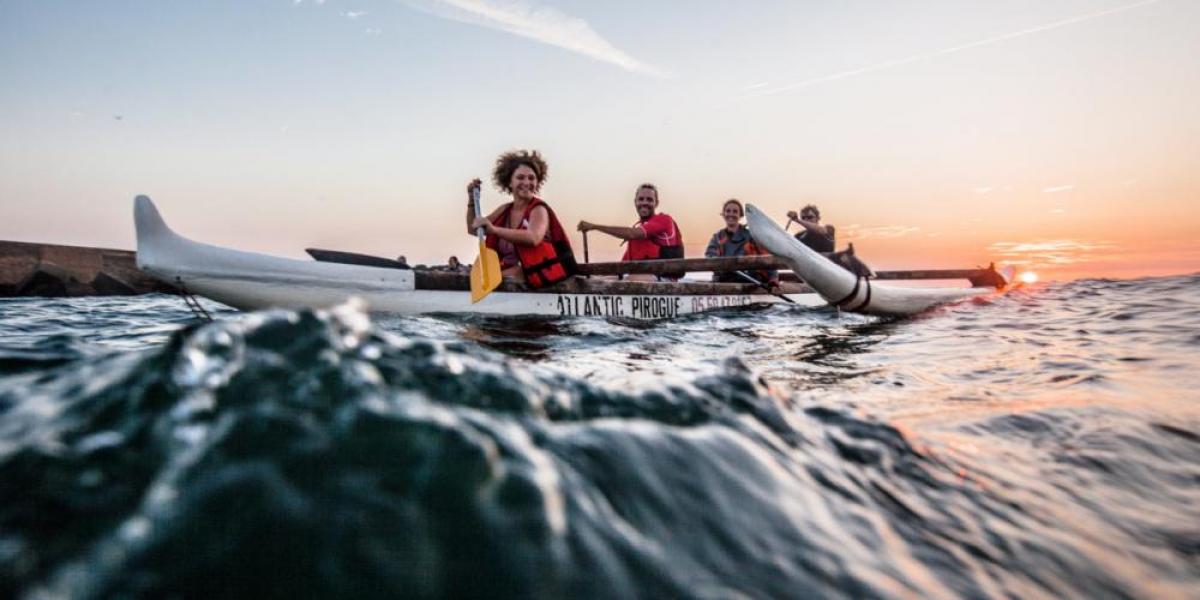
[
  {"xmin": 1049, "ymin": 208, "xmax": 1066, "ymax": 214},
  {"xmin": 1042, "ymin": 184, "xmax": 1075, "ymax": 193},
  {"xmin": 842, "ymin": 224, "xmax": 921, "ymax": 240},
  {"xmin": 973, "ymin": 186, "xmax": 994, "ymax": 194},
  {"xmin": 988, "ymin": 239, "xmax": 1117, "ymax": 266},
  {"xmin": 738, "ymin": 0, "xmax": 1163, "ymax": 100},
  {"xmin": 990, "ymin": 240, "xmax": 1115, "ymax": 253},
  {"xmin": 394, "ymin": 0, "xmax": 666, "ymax": 76},
  {"xmin": 341, "ymin": 10, "xmax": 368, "ymax": 19}
]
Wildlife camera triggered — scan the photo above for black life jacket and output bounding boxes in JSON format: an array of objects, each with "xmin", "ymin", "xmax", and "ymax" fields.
[{"xmin": 796, "ymin": 225, "xmax": 836, "ymax": 253}]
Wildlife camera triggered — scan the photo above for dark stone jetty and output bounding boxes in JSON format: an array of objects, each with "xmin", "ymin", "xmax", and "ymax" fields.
[{"xmin": 0, "ymin": 241, "xmax": 177, "ymax": 297}]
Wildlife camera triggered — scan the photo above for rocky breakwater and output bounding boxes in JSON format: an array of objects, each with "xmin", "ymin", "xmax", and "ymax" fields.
[{"xmin": 0, "ymin": 241, "xmax": 177, "ymax": 297}]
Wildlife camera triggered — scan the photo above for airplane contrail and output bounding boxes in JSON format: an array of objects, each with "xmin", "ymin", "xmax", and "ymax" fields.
[
  {"xmin": 738, "ymin": 0, "xmax": 1164, "ymax": 100},
  {"xmin": 395, "ymin": 0, "xmax": 667, "ymax": 77}
]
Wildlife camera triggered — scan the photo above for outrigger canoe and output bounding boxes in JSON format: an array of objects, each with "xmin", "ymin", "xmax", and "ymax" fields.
[
  {"xmin": 134, "ymin": 195, "xmax": 823, "ymax": 318},
  {"xmin": 133, "ymin": 195, "xmax": 1005, "ymax": 319}
]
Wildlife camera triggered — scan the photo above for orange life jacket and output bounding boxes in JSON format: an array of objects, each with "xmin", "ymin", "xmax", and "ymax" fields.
[
  {"xmin": 712, "ymin": 228, "xmax": 768, "ymax": 257},
  {"xmin": 713, "ymin": 226, "xmax": 777, "ymax": 284},
  {"xmin": 485, "ymin": 198, "xmax": 577, "ymax": 288}
]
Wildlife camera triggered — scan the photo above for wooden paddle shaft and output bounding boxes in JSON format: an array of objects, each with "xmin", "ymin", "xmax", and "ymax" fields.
[
  {"xmin": 734, "ymin": 270, "xmax": 795, "ymax": 304},
  {"xmin": 304, "ymin": 245, "xmax": 1004, "ymax": 287},
  {"xmin": 472, "ymin": 187, "xmax": 485, "ymax": 241}
]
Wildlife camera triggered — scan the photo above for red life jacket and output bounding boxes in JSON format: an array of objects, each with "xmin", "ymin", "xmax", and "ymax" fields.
[
  {"xmin": 485, "ymin": 198, "xmax": 577, "ymax": 288},
  {"xmin": 625, "ymin": 213, "xmax": 684, "ymax": 261},
  {"xmin": 624, "ymin": 213, "xmax": 685, "ymax": 279}
]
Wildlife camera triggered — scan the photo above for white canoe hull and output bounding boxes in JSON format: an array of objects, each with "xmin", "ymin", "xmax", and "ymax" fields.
[
  {"xmin": 155, "ymin": 276, "xmax": 822, "ymax": 318},
  {"xmin": 745, "ymin": 203, "xmax": 997, "ymax": 316},
  {"xmin": 134, "ymin": 196, "xmax": 822, "ymax": 318}
]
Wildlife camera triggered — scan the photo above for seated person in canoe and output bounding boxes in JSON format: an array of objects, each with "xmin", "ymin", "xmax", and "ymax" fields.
[
  {"xmin": 787, "ymin": 204, "xmax": 835, "ymax": 253},
  {"xmin": 466, "ymin": 150, "xmax": 577, "ymax": 288},
  {"xmin": 704, "ymin": 198, "xmax": 780, "ymax": 292},
  {"xmin": 577, "ymin": 183, "xmax": 685, "ymax": 281},
  {"xmin": 435, "ymin": 255, "xmax": 469, "ymax": 274},
  {"xmin": 785, "ymin": 204, "xmax": 875, "ymax": 278}
]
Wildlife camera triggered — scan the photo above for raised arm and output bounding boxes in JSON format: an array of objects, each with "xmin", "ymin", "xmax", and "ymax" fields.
[
  {"xmin": 464, "ymin": 179, "xmax": 481, "ymax": 234},
  {"xmin": 577, "ymin": 221, "xmax": 646, "ymax": 241},
  {"xmin": 464, "ymin": 179, "xmax": 505, "ymax": 235},
  {"xmin": 792, "ymin": 217, "xmax": 832, "ymax": 238}
]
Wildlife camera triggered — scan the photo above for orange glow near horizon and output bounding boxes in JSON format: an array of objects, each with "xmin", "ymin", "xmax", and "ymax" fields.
[{"xmin": 2, "ymin": 2, "xmax": 1199, "ymax": 284}]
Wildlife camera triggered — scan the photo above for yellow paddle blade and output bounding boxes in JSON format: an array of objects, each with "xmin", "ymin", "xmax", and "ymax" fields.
[{"xmin": 470, "ymin": 241, "xmax": 503, "ymax": 303}]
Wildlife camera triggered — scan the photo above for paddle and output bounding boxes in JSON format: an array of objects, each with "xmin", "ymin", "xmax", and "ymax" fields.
[
  {"xmin": 582, "ymin": 230, "xmax": 591, "ymax": 278},
  {"xmin": 734, "ymin": 270, "xmax": 795, "ymax": 304},
  {"xmin": 469, "ymin": 186, "xmax": 502, "ymax": 303}
]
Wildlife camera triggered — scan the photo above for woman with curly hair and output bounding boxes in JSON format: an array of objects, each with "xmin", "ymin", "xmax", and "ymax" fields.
[{"xmin": 465, "ymin": 150, "xmax": 576, "ymax": 287}]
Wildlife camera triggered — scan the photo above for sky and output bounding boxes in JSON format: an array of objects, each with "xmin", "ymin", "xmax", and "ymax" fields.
[{"xmin": 1, "ymin": 0, "xmax": 1198, "ymax": 280}]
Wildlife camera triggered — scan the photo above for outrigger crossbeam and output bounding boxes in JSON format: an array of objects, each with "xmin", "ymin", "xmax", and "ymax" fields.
[{"xmin": 307, "ymin": 248, "xmax": 1007, "ymax": 289}]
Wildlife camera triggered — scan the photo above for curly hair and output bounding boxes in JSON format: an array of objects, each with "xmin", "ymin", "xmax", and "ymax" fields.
[
  {"xmin": 800, "ymin": 204, "xmax": 821, "ymax": 219},
  {"xmin": 492, "ymin": 150, "xmax": 548, "ymax": 194}
]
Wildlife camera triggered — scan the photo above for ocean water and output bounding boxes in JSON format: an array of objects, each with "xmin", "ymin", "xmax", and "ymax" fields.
[{"xmin": 1, "ymin": 274, "xmax": 1198, "ymax": 598}]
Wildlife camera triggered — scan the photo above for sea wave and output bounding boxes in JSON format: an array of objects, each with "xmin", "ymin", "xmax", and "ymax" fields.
[{"xmin": 2, "ymin": 292, "xmax": 1198, "ymax": 598}]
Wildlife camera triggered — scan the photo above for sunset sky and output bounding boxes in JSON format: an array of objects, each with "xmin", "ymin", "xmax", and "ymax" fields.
[{"xmin": 2, "ymin": 0, "xmax": 1197, "ymax": 280}]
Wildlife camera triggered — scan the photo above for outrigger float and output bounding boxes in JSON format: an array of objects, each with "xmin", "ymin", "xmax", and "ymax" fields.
[{"xmin": 133, "ymin": 195, "xmax": 1007, "ymax": 319}]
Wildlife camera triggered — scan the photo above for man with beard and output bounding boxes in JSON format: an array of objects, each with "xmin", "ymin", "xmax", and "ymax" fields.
[{"xmin": 577, "ymin": 183, "xmax": 685, "ymax": 281}]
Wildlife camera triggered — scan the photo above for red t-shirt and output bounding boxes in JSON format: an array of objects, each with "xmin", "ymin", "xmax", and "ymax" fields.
[{"xmin": 623, "ymin": 213, "xmax": 682, "ymax": 261}]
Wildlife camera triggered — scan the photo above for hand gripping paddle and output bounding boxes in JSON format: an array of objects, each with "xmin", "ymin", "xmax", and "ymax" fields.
[{"xmin": 469, "ymin": 186, "xmax": 502, "ymax": 303}]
